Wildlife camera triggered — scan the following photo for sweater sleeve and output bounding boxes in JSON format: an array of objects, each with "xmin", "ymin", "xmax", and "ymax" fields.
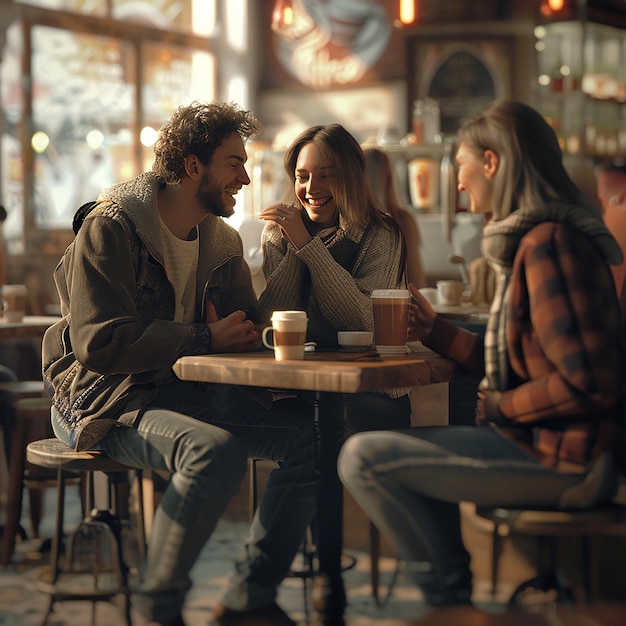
[{"xmin": 296, "ymin": 223, "xmax": 406, "ymax": 332}]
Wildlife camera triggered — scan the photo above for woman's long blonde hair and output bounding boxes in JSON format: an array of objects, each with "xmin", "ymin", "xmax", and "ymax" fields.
[{"xmin": 458, "ymin": 100, "xmax": 600, "ymax": 220}]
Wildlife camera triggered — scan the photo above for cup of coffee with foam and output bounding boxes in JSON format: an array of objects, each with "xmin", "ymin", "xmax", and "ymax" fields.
[
  {"xmin": 262, "ymin": 310, "xmax": 309, "ymax": 361},
  {"xmin": 371, "ymin": 289, "xmax": 411, "ymax": 354}
]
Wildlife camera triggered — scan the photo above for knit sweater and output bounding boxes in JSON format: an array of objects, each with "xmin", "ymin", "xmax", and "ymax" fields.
[
  {"xmin": 256, "ymin": 213, "xmax": 409, "ymax": 398},
  {"xmin": 257, "ymin": 215, "xmax": 406, "ymax": 347}
]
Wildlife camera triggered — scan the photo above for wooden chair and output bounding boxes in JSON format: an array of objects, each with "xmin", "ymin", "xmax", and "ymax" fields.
[
  {"xmin": 1, "ymin": 395, "xmax": 66, "ymax": 566},
  {"xmin": 26, "ymin": 437, "xmax": 146, "ymax": 626},
  {"xmin": 475, "ymin": 501, "xmax": 626, "ymax": 605}
]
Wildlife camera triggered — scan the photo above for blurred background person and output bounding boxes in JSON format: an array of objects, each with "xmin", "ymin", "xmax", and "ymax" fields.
[
  {"xmin": 363, "ymin": 147, "xmax": 427, "ymax": 289},
  {"xmin": 595, "ymin": 159, "xmax": 626, "ymax": 301},
  {"xmin": 0, "ymin": 204, "xmax": 8, "ymax": 287}
]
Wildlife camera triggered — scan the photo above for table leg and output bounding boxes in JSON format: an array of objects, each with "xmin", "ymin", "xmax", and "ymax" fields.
[{"xmin": 312, "ymin": 391, "xmax": 346, "ymax": 626}]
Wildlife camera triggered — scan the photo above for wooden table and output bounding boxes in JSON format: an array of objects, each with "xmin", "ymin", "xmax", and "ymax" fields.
[
  {"xmin": 0, "ymin": 315, "xmax": 60, "ymax": 341},
  {"xmin": 173, "ymin": 349, "xmax": 457, "ymax": 625}
]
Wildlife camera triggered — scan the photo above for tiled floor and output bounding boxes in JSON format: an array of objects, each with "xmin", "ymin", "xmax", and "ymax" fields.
[
  {"xmin": 1, "ymin": 480, "xmax": 626, "ymax": 626},
  {"xmin": 2, "ymin": 382, "xmax": 626, "ymax": 626}
]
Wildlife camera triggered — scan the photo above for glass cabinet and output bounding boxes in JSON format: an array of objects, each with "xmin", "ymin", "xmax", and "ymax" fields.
[{"xmin": 533, "ymin": 19, "xmax": 626, "ymax": 157}]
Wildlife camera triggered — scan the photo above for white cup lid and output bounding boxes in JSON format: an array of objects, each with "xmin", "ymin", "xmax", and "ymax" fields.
[{"xmin": 271, "ymin": 310, "xmax": 308, "ymax": 321}]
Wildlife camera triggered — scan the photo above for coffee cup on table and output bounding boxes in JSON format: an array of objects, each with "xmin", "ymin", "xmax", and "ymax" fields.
[
  {"xmin": 1, "ymin": 284, "xmax": 27, "ymax": 323},
  {"xmin": 371, "ymin": 289, "xmax": 411, "ymax": 354},
  {"xmin": 436, "ymin": 280, "xmax": 464, "ymax": 306},
  {"xmin": 262, "ymin": 310, "xmax": 308, "ymax": 361}
]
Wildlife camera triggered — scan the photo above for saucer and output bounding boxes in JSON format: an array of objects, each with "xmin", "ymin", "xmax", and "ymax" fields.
[
  {"xmin": 375, "ymin": 344, "xmax": 409, "ymax": 354},
  {"xmin": 341, "ymin": 345, "xmax": 373, "ymax": 352}
]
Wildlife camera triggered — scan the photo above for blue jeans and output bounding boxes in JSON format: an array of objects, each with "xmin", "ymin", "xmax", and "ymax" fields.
[
  {"xmin": 52, "ymin": 381, "xmax": 410, "ymax": 619},
  {"xmin": 53, "ymin": 380, "xmax": 317, "ymax": 621},
  {"xmin": 338, "ymin": 425, "xmax": 589, "ymax": 600}
]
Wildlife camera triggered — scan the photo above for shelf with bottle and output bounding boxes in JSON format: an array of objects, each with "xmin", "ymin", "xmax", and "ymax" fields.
[{"xmin": 534, "ymin": 19, "xmax": 626, "ymax": 156}]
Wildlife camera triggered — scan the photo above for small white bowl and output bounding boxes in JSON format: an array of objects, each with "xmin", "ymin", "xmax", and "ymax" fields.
[{"xmin": 337, "ymin": 331, "xmax": 374, "ymax": 351}]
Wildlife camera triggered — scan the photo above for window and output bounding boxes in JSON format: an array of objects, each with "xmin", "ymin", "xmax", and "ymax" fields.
[{"xmin": 2, "ymin": 0, "xmax": 219, "ymax": 252}]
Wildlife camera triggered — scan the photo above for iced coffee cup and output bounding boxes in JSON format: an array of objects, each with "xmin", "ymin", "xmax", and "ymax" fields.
[
  {"xmin": 371, "ymin": 289, "xmax": 411, "ymax": 354},
  {"xmin": 1, "ymin": 284, "xmax": 27, "ymax": 323},
  {"xmin": 262, "ymin": 310, "xmax": 308, "ymax": 361}
]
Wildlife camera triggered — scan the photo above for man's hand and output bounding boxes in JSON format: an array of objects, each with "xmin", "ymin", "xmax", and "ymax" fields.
[{"xmin": 206, "ymin": 301, "xmax": 260, "ymax": 353}]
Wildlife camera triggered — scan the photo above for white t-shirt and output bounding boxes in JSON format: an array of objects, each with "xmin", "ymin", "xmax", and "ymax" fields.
[{"xmin": 160, "ymin": 220, "xmax": 199, "ymax": 323}]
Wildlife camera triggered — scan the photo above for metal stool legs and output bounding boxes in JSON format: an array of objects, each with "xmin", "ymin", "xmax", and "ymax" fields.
[{"xmin": 26, "ymin": 439, "xmax": 146, "ymax": 626}]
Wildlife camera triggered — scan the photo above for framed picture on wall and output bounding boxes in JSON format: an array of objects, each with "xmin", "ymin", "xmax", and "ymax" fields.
[{"xmin": 407, "ymin": 36, "xmax": 512, "ymax": 135}]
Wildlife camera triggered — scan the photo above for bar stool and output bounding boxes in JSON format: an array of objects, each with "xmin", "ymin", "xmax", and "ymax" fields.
[
  {"xmin": 248, "ymin": 458, "xmax": 357, "ymax": 621},
  {"xmin": 1, "ymin": 395, "xmax": 64, "ymax": 566},
  {"xmin": 26, "ymin": 437, "xmax": 146, "ymax": 626}
]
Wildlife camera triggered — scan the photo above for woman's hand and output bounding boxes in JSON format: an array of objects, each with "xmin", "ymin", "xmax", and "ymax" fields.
[
  {"xmin": 259, "ymin": 203, "xmax": 311, "ymax": 249},
  {"xmin": 407, "ymin": 283, "xmax": 437, "ymax": 341},
  {"xmin": 475, "ymin": 390, "xmax": 506, "ymax": 426}
]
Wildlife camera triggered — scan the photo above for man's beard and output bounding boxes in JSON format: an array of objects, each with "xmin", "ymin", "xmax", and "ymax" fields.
[{"xmin": 197, "ymin": 172, "xmax": 233, "ymax": 218}]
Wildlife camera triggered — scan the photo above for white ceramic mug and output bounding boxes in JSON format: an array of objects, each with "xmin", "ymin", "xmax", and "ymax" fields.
[
  {"xmin": 1, "ymin": 284, "xmax": 27, "ymax": 323},
  {"xmin": 437, "ymin": 280, "xmax": 465, "ymax": 306},
  {"xmin": 262, "ymin": 310, "xmax": 308, "ymax": 361}
]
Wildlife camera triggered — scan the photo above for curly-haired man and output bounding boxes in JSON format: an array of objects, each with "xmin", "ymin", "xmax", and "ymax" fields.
[{"xmin": 44, "ymin": 101, "xmax": 314, "ymax": 626}]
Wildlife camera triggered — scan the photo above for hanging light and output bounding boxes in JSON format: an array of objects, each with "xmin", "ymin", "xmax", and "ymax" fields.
[
  {"xmin": 539, "ymin": 0, "xmax": 576, "ymax": 19},
  {"xmin": 399, "ymin": 0, "xmax": 416, "ymax": 25},
  {"xmin": 271, "ymin": 0, "xmax": 314, "ymax": 40}
]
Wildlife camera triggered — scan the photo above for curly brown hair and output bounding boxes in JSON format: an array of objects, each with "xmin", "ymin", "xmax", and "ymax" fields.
[{"xmin": 152, "ymin": 101, "xmax": 262, "ymax": 184}]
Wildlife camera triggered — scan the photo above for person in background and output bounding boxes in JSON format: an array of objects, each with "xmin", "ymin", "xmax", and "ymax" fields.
[
  {"xmin": 43, "ymin": 101, "xmax": 316, "ymax": 626},
  {"xmin": 363, "ymin": 147, "xmax": 427, "ymax": 289},
  {"xmin": 256, "ymin": 124, "xmax": 411, "ymax": 435},
  {"xmin": 0, "ymin": 204, "xmax": 7, "ymax": 286},
  {"xmin": 0, "ymin": 203, "xmax": 19, "ymax": 481},
  {"xmin": 595, "ymin": 159, "xmax": 626, "ymax": 301},
  {"xmin": 338, "ymin": 100, "xmax": 624, "ymax": 608}
]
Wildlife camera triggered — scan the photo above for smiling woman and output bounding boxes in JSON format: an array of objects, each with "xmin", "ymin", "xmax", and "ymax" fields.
[{"xmin": 256, "ymin": 122, "xmax": 413, "ymax": 437}]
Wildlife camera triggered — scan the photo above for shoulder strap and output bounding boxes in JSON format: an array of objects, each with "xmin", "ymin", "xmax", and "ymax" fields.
[{"xmin": 72, "ymin": 201, "xmax": 98, "ymax": 235}]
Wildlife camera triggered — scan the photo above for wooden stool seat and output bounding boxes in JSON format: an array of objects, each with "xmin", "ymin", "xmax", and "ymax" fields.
[
  {"xmin": 26, "ymin": 438, "xmax": 146, "ymax": 626},
  {"xmin": 475, "ymin": 503, "xmax": 626, "ymax": 605}
]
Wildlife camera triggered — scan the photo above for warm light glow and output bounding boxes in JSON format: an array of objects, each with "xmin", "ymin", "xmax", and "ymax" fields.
[
  {"xmin": 226, "ymin": 0, "xmax": 247, "ymax": 53},
  {"xmin": 399, "ymin": 0, "xmax": 415, "ymax": 25},
  {"xmin": 548, "ymin": 0, "xmax": 565, "ymax": 10},
  {"xmin": 31, "ymin": 131, "xmax": 49, "ymax": 153},
  {"xmin": 86, "ymin": 129, "xmax": 104, "ymax": 150},
  {"xmin": 271, "ymin": 0, "xmax": 314, "ymax": 40},
  {"xmin": 140, "ymin": 126, "xmax": 158, "ymax": 148}
]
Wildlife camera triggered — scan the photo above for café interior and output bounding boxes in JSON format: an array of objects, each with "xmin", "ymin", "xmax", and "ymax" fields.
[{"xmin": 0, "ymin": 0, "xmax": 625, "ymax": 625}]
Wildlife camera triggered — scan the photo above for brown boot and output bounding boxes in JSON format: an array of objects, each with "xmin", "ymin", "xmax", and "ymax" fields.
[{"xmin": 211, "ymin": 602, "xmax": 297, "ymax": 626}]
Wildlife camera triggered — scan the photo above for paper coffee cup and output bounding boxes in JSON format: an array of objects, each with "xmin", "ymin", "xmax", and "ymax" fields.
[
  {"xmin": 262, "ymin": 310, "xmax": 308, "ymax": 361},
  {"xmin": 371, "ymin": 289, "xmax": 410, "ymax": 354},
  {"xmin": 408, "ymin": 158, "xmax": 439, "ymax": 211},
  {"xmin": 1, "ymin": 284, "xmax": 27, "ymax": 323}
]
